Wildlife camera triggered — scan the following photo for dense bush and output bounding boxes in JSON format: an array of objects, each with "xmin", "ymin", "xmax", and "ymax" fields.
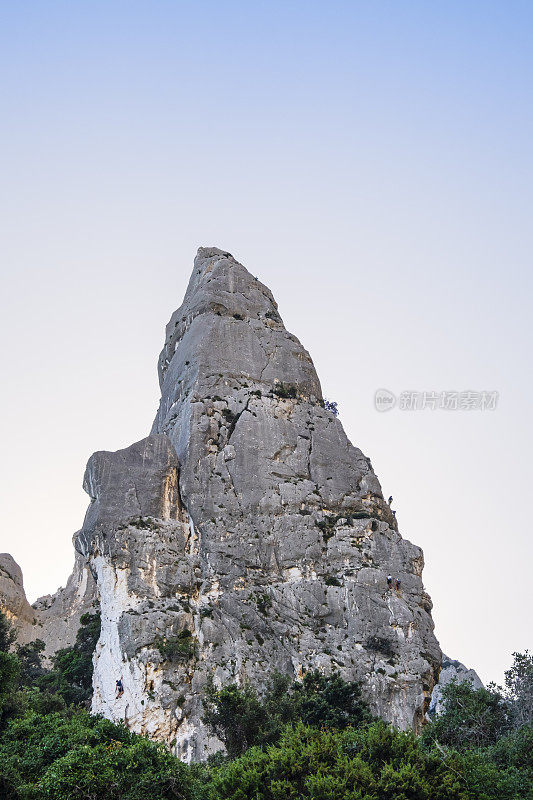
[
  {"xmin": 291, "ymin": 669, "xmax": 373, "ymax": 730},
  {"xmin": 156, "ymin": 630, "xmax": 198, "ymax": 663},
  {"xmin": 423, "ymin": 653, "xmax": 533, "ymax": 750},
  {"xmin": 272, "ymin": 382, "xmax": 297, "ymax": 399},
  {"xmin": 207, "ymin": 721, "xmax": 502, "ymax": 800},
  {"xmin": 203, "ymin": 670, "xmax": 372, "ymax": 758},
  {"xmin": 207, "ymin": 720, "xmax": 533, "ymax": 800},
  {"xmin": 422, "ymin": 680, "xmax": 512, "ymax": 749},
  {"xmin": 0, "ymin": 709, "xmax": 202, "ymax": 800},
  {"xmin": 0, "ymin": 609, "xmax": 531, "ymax": 800}
]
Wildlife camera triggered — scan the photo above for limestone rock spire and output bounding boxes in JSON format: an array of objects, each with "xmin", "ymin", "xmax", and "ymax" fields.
[{"xmin": 2, "ymin": 247, "xmax": 442, "ymax": 761}]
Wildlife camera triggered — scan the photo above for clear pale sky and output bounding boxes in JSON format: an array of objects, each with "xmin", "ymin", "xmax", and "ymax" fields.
[{"xmin": 1, "ymin": 1, "xmax": 531, "ymax": 686}]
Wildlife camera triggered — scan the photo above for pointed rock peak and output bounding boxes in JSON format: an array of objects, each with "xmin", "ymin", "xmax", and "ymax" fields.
[
  {"xmin": 175, "ymin": 246, "xmax": 279, "ymax": 325},
  {"xmin": 156, "ymin": 247, "xmax": 317, "ymax": 397},
  {"xmin": 187, "ymin": 246, "xmax": 278, "ymax": 313},
  {"xmin": 152, "ymin": 248, "xmax": 396, "ymax": 532}
]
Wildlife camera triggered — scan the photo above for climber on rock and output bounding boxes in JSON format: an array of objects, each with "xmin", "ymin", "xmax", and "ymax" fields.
[
  {"xmin": 387, "ymin": 575, "xmax": 392, "ymax": 588},
  {"xmin": 395, "ymin": 577, "xmax": 401, "ymax": 592},
  {"xmin": 116, "ymin": 678, "xmax": 124, "ymax": 698}
]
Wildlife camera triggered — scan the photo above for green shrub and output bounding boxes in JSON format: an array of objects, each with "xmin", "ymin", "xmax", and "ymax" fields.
[
  {"xmin": 324, "ymin": 575, "xmax": 342, "ymax": 586},
  {"xmin": 0, "ymin": 651, "xmax": 20, "ymax": 729},
  {"xmin": 364, "ymin": 635, "xmax": 396, "ymax": 658},
  {"xmin": 156, "ymin": 630, "xmax": 197, "ymax": 663},
  {"xmin": 272, "ymin": 383, "xmax": 297, "ymax": 399},
  {"xmin": 207, "ymin": 722, "xmax": 462, "ymax": 800},
  {"xmin": 292, "ymin": 670, "xmax": 372, "ymax": 731},
  {"xmin": 208, "ymin": 719, "xmax": 533, "ymax": 800},
  {"xmin": 253, "ymin": 592, "xmax": 272, "ymax": 615},
  {"xmin": 0, "ymin": 614, "xmax": 16, "ymax": 652},
  {"xmin": 423, "ymin": 680, "xmax": 511, "ymax": 750},
  {"xmin": 203, "ymin": 680, "xmax": 273, "ymax": 759},
  {"xmin": 0, "ymin": 709, "xmax": 202, "ymax": 800},
  {"xmin": 203, "ymin": 670, "xmax": 372, "ymax": 758}
]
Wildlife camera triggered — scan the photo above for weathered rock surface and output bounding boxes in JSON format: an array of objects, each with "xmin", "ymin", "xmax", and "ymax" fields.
[
  {"xmin": 76, "ymin": 247, "xmax": 441, "ymax": 760},
  {"xmin": 429, "ymin": 654, "xmax": 484, "ymax": 716},
  {"xmin": 0, "ymin": 551, "xmax": 96, "ymax": 658},
  {"xmin": 75, "ymin": 434, "xmax": 193, "ymax": 745},
  {"xmin": 2, "ymin": 247, "xmax": 442, "ymax": 760}
]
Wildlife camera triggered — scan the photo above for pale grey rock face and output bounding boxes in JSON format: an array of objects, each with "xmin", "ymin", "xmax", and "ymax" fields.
[
  {"xmin": 151, "ymin": 248, "xmax": 394, "ymax": 529},
  {"xmin": 429, "ymin": 655, "xmax": 484, "ymax": 716},
  {"xmin": 3, "ymin": 247, "xmax": 442, "ymax": 760},
  {"xmin": 0, "ymin": 551, "xmax": 96, "ymax": 658},
  {"xmin": 80, "ymin": 247, "xmax": 441, "ymax": 760}
]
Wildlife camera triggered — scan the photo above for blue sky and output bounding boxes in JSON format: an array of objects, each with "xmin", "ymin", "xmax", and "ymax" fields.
[{"xmin": 1, "ymin": 1, "xmax": 532, "ymax": 685}]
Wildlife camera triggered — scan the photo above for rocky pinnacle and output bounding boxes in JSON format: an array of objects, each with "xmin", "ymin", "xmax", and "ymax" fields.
[{"xmin": 3, "ymin": 248, "xmax": 442, "ymax": 761}]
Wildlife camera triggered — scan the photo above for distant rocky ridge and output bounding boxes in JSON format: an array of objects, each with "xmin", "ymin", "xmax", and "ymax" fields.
[
  {"xmin": 0, "ymin": 551, "xmax": 96, "ymax": 658},
  {"xmin": 0, "ymin": 554, "xmax": 36, "ymax": 630},
  {"xmin": 1, "ymin": 247, "xmax": 443, "ymax": 760},
  {"xmin": 429, "ymin": 655, "xmax": 484, "ymax": 716}
]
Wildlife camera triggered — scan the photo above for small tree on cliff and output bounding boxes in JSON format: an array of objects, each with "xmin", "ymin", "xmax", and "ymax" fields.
[
  {"xmin": 423, "ymin": 680, "xmax": 511, "ymax": 749},
  {"xmin": 504, "ymin": 650, "xmax": 533, "ymax": 727}
]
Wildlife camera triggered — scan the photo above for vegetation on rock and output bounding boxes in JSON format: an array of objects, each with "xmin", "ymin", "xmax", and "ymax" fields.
[
  {"xmin": 156, "ymin": 630, "xmax": 198, "ymax": 663},
  {"xmin": 0, "ymin": 611, "xmax": 531, "ymax": 799}
]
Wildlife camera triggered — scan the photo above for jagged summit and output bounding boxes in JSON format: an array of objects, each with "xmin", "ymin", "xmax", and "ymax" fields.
[
  {"xmin": 154, "ymin": 246, "xmax": 321, "ymax": 412},
  {"xmin": 2, "ymin": 248, "xmax": 441, "ymax": 761}
]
